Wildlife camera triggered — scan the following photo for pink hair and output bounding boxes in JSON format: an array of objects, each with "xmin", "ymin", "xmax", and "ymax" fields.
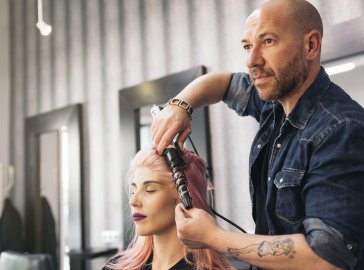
[{"xmin": 105, "ymin": 148, "xmax": 235, "ymax": 270}]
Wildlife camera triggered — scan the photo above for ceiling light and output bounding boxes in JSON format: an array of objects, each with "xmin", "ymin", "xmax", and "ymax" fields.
[
  {"xmin": 326, "ymin": 63, "xmax": 356, "ymax": 76},
  {"xmin": 36, "ymin": 0, "xmax": 52, "ymax": 36},
  {"xmin": 36, "ymin": 20, "xmax": 52, "ymax": 36}
]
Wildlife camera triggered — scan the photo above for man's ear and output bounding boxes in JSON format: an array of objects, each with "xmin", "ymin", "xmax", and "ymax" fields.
[{"xmin": 304, "ymin": 30, "xmax": 322, "ymax": 60}]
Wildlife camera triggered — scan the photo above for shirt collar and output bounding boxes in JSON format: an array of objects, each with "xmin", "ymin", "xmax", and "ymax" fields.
[{"xmin": 286, "ymin": 67, "xmax": 331, "ymax": 129}]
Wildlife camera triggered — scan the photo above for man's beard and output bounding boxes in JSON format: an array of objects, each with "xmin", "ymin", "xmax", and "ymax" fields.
[{"xmin": 250, "ymin": 51, "xmax": 308, "ymax": 101}]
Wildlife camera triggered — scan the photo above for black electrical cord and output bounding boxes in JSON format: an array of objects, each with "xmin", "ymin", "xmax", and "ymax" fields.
[{"xmin": 210, "ymin": 207, "xmax": 247, "ymax": 233}]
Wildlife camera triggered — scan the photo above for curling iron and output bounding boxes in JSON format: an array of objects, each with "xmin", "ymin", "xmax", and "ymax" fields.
[{"xmin": 151, "ymin": 105, "xmax": 193, "ymax": 209}]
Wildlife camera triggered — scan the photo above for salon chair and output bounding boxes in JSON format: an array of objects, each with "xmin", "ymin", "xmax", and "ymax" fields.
[
  {"xmin": 68, "ymin": 247, "xmax": 118, "ymax": 270},
  {"xmin": 0, "ymin": 198, "xmax": 23, "ymax": 252},
  {"xmin": 0, "ymin": 251, "xmax": 55, "ymax": 270}
]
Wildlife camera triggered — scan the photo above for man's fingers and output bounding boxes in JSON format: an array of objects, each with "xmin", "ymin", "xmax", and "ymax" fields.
[
  {"xmin": 175, "ymin": 203, "xmax": 188, "ymax": 219},
  {"xmin": 156, "ymin": 126, "xmax": 182, "ymax": 154},
  {"xmin": 153, "ymin": 124, "xmax": 172, "ymax": 154},
  {"xmin": 176, "ymin": 128, "xmax": 191, "ymax": 150},
  {"xmin": 175, "ymin": 203, "xmax": 193, "ymax": 223},
  {"xmin": 151, "ymin": 120, "xmax": 164, "ymax": 149}
]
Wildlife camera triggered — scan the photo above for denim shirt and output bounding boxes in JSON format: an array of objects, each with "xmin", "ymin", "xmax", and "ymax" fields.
[{"xmin": 223, "ymin": 68, "xmax": 364, "ymax": 269}]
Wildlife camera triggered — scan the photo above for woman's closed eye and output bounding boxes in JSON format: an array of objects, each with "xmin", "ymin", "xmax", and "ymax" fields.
[{"xmin": 129, "ymin": 180, "xmax": 166, "ymax": 196}]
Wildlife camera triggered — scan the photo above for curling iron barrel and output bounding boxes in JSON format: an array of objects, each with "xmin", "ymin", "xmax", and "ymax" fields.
[{"xmin": 163, "ymin": 146, "xmax": 193, "ymax": 209}]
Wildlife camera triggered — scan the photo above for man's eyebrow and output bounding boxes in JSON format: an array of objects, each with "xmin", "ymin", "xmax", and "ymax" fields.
[
  {"xmin": 241, "ymin": 38, "xmax": 249, "ymax": 44},
  {"xmin": 258, "ymin": 32, "xmax": 279, "ymax": 39},
  {"xmin": 241, "ymin": 32, "xmax": 279, "ymax": 43}
]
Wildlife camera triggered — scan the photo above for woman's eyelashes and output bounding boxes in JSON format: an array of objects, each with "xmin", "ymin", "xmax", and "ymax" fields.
[
  {"xmin": 143, "ymin": 182, "xmax": 160, "ymax": 193},
  {"xmin": 129, "ymin": 183, "xmax": 160, "ymax": 196},
  {"xmin": 129, "ymin": 188, "xmax": 155, "ymax": 196}
]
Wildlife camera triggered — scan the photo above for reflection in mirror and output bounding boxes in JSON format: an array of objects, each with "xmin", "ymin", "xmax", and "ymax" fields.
[
  {"xmin": 25, "ymin": 104, "xmax": 84, "ymax": 270},
  {"xmin": 139, "ymin": 105, "xmax": 154, "ymax": 148},
  {"xmin": 39, "ymin": 131, "xmax": 60, "ymax": 268}
]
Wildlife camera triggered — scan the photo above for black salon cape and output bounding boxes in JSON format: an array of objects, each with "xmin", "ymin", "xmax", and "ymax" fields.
[
  {"xmin": 102, "ymin": 256, "xmax": 195, "ymax": 270},
  {"xmin": 141, "ymin": 257, "xmax": 195, "ymax": 270}
]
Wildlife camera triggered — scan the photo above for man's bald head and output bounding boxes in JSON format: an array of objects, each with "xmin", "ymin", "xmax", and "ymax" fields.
[
  {"xmin": 261, "ymin": 0, "xmax": 323, "ymax": 37},
  {"xmin": 242, "ymin": 0, "xmax": 323, "ymax": 106}
]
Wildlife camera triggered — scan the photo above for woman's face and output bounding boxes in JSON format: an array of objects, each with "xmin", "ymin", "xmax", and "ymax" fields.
[{"xmin": 129, "ymin": 166, "xmax": 177, "ymax": 236}]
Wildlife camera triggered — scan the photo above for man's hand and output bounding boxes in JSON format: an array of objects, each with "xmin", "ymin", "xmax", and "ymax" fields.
[
  {"xmin": 174, "ymin": 204, "xmax": 222, "ymax": 249},
  {"xmin": 151, "ymin": 105, "xmax": 191, "ymax": 155},
  {"xmin": 150, "ymin": 72, "xmax": 233, "ymax": 155}
]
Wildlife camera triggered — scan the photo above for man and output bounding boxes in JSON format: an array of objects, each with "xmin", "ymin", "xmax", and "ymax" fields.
[{"xmin": 151, "ymin": 0, "xmax": 364, "ymax": 269}]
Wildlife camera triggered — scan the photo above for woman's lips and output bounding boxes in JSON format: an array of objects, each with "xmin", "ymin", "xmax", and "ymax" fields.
[{"xmin": 132, "ymin": 213, "xmax": 146, "ymax": 221}]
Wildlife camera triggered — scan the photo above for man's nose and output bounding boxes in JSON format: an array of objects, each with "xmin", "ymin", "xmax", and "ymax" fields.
[{"xmin": 246, "ymin": 46, "xmax": 264, "ymax": 69}]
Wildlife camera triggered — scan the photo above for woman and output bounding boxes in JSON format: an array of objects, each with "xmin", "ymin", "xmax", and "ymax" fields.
[{"xmin": 104, "ymin": 148, "xmax": 236, "ymax": 270}]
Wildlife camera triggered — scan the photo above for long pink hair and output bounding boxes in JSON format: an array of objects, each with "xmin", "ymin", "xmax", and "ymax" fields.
[{"xmin": 105, "ymin": 148, "xmax": 236, "ymax": 270}]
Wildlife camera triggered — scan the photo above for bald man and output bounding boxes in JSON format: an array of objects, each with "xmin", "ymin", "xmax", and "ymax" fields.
[{"xmin": 152, "ymin": 0, "xmax": 364, "ymax": 269}]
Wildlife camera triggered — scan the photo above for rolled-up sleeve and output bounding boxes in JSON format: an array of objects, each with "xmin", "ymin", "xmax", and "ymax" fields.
[
  {"xmin": 223, "ymin": 72, "xmax": 253, "ymax": 116},
  {"xmin": 223, "ymin": 72, "xmax": 266, "ymax": 122},
  {"xmin": 304, "ymin": 218, "xmax": 359, "ymax": 269}
]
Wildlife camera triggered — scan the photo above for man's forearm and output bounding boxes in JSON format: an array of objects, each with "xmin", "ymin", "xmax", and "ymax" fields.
[
  {"xmin": 210, "ymin": 231, "xmax": 342, "ymax": 270},
  {"xmin": 175, "ymin": 72, "xmax": 232, "ymax": 109}
]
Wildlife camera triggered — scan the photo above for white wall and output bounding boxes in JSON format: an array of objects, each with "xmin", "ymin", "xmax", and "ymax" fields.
[{"xmin": 0, "ymin": 0, "xmax": 11, "ymax": 212}]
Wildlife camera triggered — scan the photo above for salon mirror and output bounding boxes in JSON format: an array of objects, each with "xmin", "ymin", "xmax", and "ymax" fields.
[
  {"xmin": 25, "ymin": 104, "xmax": 84, "ymax": 270},
  {"xmin": 119, "ymin": 66, "xmax": 210, "ymax": 246}
]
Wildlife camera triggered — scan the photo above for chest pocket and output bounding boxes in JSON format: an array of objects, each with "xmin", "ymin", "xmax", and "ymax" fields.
[{"xmin": 273, "ymin": 169, "xmax": 305, "ymax": 224}]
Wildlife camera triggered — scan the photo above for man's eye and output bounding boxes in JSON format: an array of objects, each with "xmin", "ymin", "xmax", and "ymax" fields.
[
  {"xmin": 243, "ymin": 44, "xmax": 252, "ymax": 51},
  {"xmin": 265, "ymin": 38, "xmax": 273, "ymax": 44}
]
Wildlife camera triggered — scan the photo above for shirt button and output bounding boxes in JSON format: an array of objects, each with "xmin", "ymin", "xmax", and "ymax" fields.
[
  {"xmin": 276, "ymin": 143, "xmax": 282, "ymax": 148},
  {"xmin": 268, "ymin": 177, "xmax": 271, "ymax": 181},
  {"xmin": 279, "ymin": 178, "xmax": 283, "ymax": 183},
  {"xmin": 257, "ymin": 144, "xmax": 262, "ymax": 149},
  {"xmin": 347, "ymin": 244, "xmax": 353, "ymax": 250}
]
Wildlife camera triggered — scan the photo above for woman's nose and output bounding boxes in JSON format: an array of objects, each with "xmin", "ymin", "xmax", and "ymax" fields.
[{"xmin": 129, "ymin": 192, "xmax": 141, "ymax": 207}]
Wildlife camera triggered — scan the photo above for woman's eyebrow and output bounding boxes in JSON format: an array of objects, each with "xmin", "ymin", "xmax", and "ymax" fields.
[
  {"xmin": 143, "ymin": 180, "xmax": 164, "ymax": 185},
  {"xmin": 130, "ymin": 180, "xmax": 164, "ymax": 187}
]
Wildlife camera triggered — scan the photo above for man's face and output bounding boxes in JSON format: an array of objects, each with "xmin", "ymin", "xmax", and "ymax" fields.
[{"xmin": 241, "ymin": 8, "xmax": 308, "ymax": 101}]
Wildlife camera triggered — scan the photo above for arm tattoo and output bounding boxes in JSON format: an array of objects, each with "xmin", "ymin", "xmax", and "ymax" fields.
[{"xmin": 228, "ymin": 238, "xmax": 296, "ymax": 259}]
